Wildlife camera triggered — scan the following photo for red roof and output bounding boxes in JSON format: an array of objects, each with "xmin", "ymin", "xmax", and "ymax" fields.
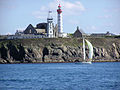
[
  {"xmin": 57, "ymin": 9, "xmax": 62, "ymax": 14},
  {"xmin": 58, "ymin": 4, "xmax": 61, "ymax": 8}
]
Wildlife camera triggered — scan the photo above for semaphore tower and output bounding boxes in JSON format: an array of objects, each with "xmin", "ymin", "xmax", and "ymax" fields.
[{"xmin": 47, "ymin": 11, "xmax": 54, "ymax": 38}]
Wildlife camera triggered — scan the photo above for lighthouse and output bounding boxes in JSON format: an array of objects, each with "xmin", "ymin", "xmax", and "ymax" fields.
[
  {"xmin": 57, "ymin": 4, "xmax": 63, "ymax": 37},
  {"xmin": 47, "ymin": 11, "xmax": 54, "ymax": 38}
]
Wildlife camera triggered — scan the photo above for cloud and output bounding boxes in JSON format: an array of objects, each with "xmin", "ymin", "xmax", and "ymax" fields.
[
  {"xmin": 32, "ymin": 0, "xmax": 85, "ymax": 19},
  {"xmin": 86, "ymin": 25, "xmax": 97, "ymax": 31},
  {"xmin": 32, "ymin": 6, "xmax": 48, "ymax": 20},
  {"xmin": 16, "ymin": 28, "xmax": 25, "ymax": 31},
  {"xmin": 98, "ymin": 15, "xmax": 112, "ymax": 19},
  {"xmin": 104, "ymin": 23, "xmax": 114, "ymax": 27},
  {"xmin": 91, "ymin": 25, "xmax": 97, "ymax": 30},
  {"xmin": 68, "ymin": 19, "xmax": 79, "ymax": 24},
  {"xmin": 60, "ymin": 0, "xmax": 85, "ymax": 15},
  {"xmin": 47, "ymin": 0, "xmax": 85, "ymax": 15},
  {"xmin": 0, "ymin": 0, "xmax": 16, "ymax": 10},
  {"xmin": 104, "ymin": 8, "xmax": 120, "ymax": 13}
]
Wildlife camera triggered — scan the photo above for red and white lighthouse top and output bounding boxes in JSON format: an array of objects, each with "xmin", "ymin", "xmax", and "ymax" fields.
[
  {"xmin": 57, "ymin": 4, "xmax": 62, "ymax": 14},
  {"xmin": 58, "ymin": 4, "xmax": 61, "ymax": 8}
]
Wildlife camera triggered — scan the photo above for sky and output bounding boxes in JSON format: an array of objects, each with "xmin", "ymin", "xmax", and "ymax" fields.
[{"xmin": 0, "ymin": 0, "xmax": 120, "ymax": 35}]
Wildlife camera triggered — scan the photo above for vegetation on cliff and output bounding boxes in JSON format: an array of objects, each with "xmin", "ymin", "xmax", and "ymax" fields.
[{"xmin": 0, "ymin": 38, "xmax": 120, "ymax": 63}]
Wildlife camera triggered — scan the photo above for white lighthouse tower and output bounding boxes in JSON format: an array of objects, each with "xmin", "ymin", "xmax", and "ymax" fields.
[
  {"xmin": 47, "ymin": 11, "xmax": 54, "ymax": 38},
  {"xmin": 57, "ymin": 4, "xmax": 63, "ymax": 37}
]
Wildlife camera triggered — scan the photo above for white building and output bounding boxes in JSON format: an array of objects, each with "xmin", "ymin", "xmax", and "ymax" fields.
[
  {"xmin": 57, "ymin": 4, "xmax": 63, "ymax": 37},
  {"xmin": 7, "ymin": 4, "xmax": 68, "ymax": 39},
  {"xmin": 57, "ymin": 4, "xmax": 67, "ymax": 37},
  {"xmin": 47, "ymin": 11, "xmax": 54, "ymax": 38}
]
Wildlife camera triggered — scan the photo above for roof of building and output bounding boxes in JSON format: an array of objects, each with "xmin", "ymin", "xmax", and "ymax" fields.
[
  {"xmin": 36, "ymin": 23, "xmax": 47, "ymax": 29},
  {"xmin": 25, "ymin": 24, "xmax": 36, "ymax": 31},
  {"xmin": 74, "ymin": 26, "xmax": 86, "ymax": 34},
  {"xmin": 73, "ymin": 26, "xmax": 86, "ymax": 37},
  {"xmin": 91, "ymin": 31, "xmax": 115, "ymax": 36}
]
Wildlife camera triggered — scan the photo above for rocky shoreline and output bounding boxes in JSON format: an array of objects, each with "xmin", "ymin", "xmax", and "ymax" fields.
[
  {"xmin": 0, "ymin": 38, "xmax": 120, "ymax": 64},
  {"xmin": 0, "ymin": 59, "xmax": 120, "ymax": 64}
]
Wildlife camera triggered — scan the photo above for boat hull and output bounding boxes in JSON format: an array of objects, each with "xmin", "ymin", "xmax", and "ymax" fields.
[
  {"xmin": 82, "ymin": 61, "xmax": 92, "ymax": 64},
  {"xmin": 75, "ymin": 61, "xmax": 92, "ymax": 64}
]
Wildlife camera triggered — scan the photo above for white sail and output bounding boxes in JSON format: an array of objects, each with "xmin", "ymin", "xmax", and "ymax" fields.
[
  {"xmin": 83, "ymin": 38, "xmax": 86, "ymax": 61},
  {"xmin": 85, "ymin": 39, "xmax": 93, "ymax": 60}
]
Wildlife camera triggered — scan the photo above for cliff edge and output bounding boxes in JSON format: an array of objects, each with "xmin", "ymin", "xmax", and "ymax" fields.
[{"xmin": 0, "ymin": 38, "xmax": 120, "ymax": 64}]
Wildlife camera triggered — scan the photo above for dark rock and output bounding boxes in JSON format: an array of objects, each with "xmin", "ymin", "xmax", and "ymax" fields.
[
  {"xmin": 0, "ymin": 38, "xmax": 120, "ymax": 63},
  {"xmin": 0, "ymin": 44, "xmax": 8, "ymax": 60}
]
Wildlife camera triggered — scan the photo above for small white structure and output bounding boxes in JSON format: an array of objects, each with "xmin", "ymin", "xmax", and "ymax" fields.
[
  {"xmin": 15, "ymin": 30, "xmax": 24, "ymax": 35},
  {"xmin": 47, "ymin": 11, "xmax": 54, "ymax": 38},
  {"xmin": 62, "ymin": 33, "xmax": 67, "ymax": 37}
]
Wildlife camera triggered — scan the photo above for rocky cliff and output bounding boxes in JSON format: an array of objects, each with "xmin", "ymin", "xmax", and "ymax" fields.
[{"xmin": 0, "ymin": 38, "xmax": 120, "ymax": 64}]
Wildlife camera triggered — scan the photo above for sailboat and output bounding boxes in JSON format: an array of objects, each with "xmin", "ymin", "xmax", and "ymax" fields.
[{"xmin": 82, "ymin": 38, "xmax": 93, "ymax": 64}]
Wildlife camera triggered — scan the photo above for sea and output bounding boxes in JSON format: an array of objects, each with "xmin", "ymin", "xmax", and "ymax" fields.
[{"xmin": 0, "ymin": 62, "xmax": 120, "ymax": 90}]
